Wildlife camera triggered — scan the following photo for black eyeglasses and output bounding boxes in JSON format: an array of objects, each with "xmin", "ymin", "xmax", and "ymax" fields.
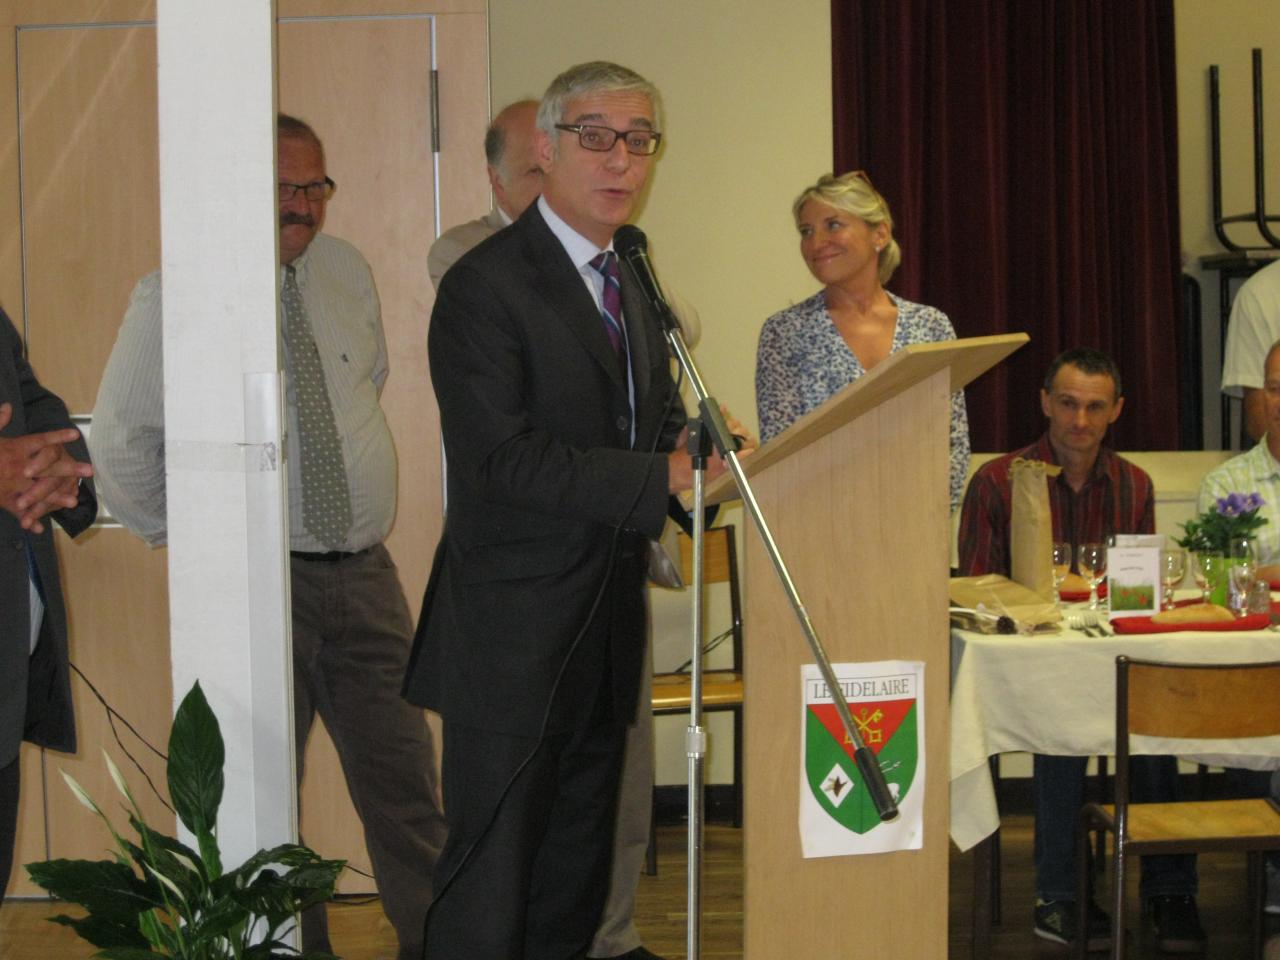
[
  {"xmin": 278, "ymin": 177, "xmax": 336, "ymax": 202},
  {"xmin": 554, "ymin": 124, "xmax": 662, "ymax": 156}
]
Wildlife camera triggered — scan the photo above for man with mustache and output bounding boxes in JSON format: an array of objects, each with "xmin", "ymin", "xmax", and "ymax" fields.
[{"xmin": 91, "ymin": 114, "xmax": 446, "ymax": 960}]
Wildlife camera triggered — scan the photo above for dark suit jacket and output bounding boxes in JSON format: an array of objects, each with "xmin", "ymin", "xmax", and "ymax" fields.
[
  {"xmin": 0, "ymin": 310, "xmax": 96, "ymax": 767},
  {"xmin": 404, "ymin": 204, "xmax": 684, "ymax": 736}
]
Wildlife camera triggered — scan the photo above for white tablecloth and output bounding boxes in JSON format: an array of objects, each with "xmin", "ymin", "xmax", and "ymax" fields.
[{"xmin": 950, "ymin": 620, "xmax": 1280, "ymax": 851}]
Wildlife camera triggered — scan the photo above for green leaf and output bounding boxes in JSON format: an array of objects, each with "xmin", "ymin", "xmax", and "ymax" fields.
[
  {"xmin": 167, "ymin": 682, "xmax": 225, "ymax": 852},
  {"xmin": 182, "ymin": 892, "xmax": 253, "ymax": 945},
  {"xmin": 45, "ymin": 912, "xmax": 152, "ymax": 951},
  {"xmin": 25, "ymin": 859, "xmax": 160, "ymax": 924},
  {"xmin": 231, "ymin": 844, "xmax": 342, "ymax": 878},
  {"xmin": 136, "ymin": 909, "xmax": 178, "ymax": 953},
  {"xmin": 126, "ymin": 813, "xmax": 210, "ymax": 898}
]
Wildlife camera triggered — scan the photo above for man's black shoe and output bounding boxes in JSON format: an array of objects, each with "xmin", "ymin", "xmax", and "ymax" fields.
[
  {"xmin": 1033, "ymin": 898, "xmax": 1112, "ymax": 951},
  {"xmin": 1148, "ymin": 895, "xmax": 1206, "ymax": 954}
]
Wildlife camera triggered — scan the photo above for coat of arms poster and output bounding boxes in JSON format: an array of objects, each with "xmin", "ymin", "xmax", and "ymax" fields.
[{"xmin": 799, "ymin": 660, "xmax": 925, "ymax": 857}]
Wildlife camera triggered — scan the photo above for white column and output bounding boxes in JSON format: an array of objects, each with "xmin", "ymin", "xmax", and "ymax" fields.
[{"xmin": 156, "ymin": 0, "xmax": 295, "ymax": 875}]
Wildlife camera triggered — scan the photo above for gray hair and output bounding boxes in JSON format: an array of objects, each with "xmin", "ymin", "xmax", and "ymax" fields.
[
  {"xmin": 536, "ymin": 61, "xmax": 660, "ymax": 158},
  {"xmin": 793, "ymin": 171, "xmax": 900, "ymax": 285},
  {"xmin": 484, "ymin": 123, "xmax": 506, "ymax": 168},
  {"xmin": 277, "ymin": 113, "xmax": 325, "ymax": 165}
]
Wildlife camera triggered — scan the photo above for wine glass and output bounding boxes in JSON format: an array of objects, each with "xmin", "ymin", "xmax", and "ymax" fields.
[
  {"xmin": 1228, "ymin": 538, "xmax": 1257, "ymax": 616},
  {"xmin": 1160, "ymin": 547, "xmax": 1186, "ymax": 610},
  {"xmin": 1078, "ymin": 542, "xmax": 1107, "ymax": 610},
  {"xmin": 1192, "ymin": 550, "xmax": 1224, "ymax": 604},
  {"xmin": 1051, "ymin": 541, "xmax": 1072, "ymax": 607}
]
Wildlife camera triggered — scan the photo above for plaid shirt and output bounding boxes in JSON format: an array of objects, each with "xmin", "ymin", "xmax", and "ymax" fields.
[{"xmin": 957, "ymin": 433, "xmax": 1155, "ymax": 576}]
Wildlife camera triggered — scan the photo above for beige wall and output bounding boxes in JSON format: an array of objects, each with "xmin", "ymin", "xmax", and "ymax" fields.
[{"xmin": 1176, "ymin": 1, "xmax": 1280, "ymax": 445}]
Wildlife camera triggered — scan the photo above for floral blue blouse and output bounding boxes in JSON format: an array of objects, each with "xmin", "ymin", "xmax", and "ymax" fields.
[{"xmin": 755, "ymin": 290, "xmax": 971, "ymax": 510}]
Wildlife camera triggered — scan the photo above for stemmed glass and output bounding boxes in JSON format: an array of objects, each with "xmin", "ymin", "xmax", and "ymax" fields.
[
  {"xmin": 1160, "ymin": 547, "xmax": 1186, "ymax": 610},
  {"xmin": 1192, "ymin": 551, "xmax": 1224, "ymax": 604},
  {"xmin": 1051, "ymin": 541, "xmax": 1072, "ymax": 607},
  {"xmin": 1228, "ymin": 537, "xmax": 1257, "ymax": 616},
  {"xmin": 1078, "ymin": 542, "xmax": 1107, "ymax": 610}
]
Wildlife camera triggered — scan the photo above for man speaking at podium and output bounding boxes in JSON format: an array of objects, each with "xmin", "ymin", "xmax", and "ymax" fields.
[{"xmin": 405, "ymin": 61, "xmax": 726, "ymax": 959}]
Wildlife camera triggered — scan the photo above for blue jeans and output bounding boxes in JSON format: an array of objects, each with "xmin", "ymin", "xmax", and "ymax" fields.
[{"xmin": 1033, "ymin": 753, "xmax": 1197, "ymax": 902}]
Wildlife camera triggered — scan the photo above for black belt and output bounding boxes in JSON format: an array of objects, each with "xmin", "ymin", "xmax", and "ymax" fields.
[{"xmin": 290, "ymin": 546, "xmax": 373, "ymax": 563}]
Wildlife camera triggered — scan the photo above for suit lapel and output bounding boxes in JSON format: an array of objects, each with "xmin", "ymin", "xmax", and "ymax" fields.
[{"xmin": 519, "ymin": 208, "xmax": 628, "ymax": 390}]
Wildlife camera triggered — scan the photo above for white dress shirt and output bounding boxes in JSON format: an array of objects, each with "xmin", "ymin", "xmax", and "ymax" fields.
[{"xmin": 91, "ymin": 233, "xmax": 398, "ymax": 552}]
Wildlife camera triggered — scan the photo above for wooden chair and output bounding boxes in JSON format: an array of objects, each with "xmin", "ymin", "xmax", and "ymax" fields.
[
  {"xmin": 649, "ymin": 525, "xmax": 744, "ymax": 866},
  {"xmin": 1075, "ymin": 657, "xmax": 1280, "ymax": 959}
]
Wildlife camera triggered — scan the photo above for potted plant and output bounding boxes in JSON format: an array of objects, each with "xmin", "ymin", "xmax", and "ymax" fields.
[
  {"xmin": 1176, "ymin": 492, "xmax": 1269, "ymax": 607},
  {"xmin": 1176, "ymin": 492, "xmax": 1268, "ymax": 554},
  {"xmin": 26, "ymin": 682, "xmax": 344, "ymax": 959}
]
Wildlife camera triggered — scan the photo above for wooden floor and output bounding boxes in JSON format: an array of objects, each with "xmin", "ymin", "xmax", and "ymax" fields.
[{"xmin": 3, "ymin": 817, "xmax": 1278, "ymax": 959}]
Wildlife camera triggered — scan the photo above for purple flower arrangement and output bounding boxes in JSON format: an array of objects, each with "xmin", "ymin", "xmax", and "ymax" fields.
[{"xmin": 1176, "ymin": 492, "xmax": 1269, "ymax": 552}]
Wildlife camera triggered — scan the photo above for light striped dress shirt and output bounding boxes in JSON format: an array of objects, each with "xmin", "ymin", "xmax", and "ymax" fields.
[
  {"xmin": 1197, "ymin": 439, "xmax": 1280, "ymax": 566},
  {"xmin": 90, "ymin": 233, "xmax": 397, "ymax": 552}
]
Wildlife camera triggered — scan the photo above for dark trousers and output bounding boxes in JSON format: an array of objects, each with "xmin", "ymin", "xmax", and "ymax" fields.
[
  {"xmin": 291, "ymin": 546, "xmax": 448, "ymax": 960},
  {"xmin": 0, "ymin": 754, "xmax": 18, "ymax": 900},
  {"xmin": 425, "ymin": 719, "xmax": 627, "ymax": 960},
  {"xmin": 588, "ymin": 642, "xmax": 653, "ymax": 959},
  {"xmin": 1034, "ymin": 753, "xmax": 1197, "ymax": 902}
]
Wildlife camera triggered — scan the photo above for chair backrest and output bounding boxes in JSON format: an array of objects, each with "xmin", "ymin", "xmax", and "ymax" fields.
[
  {"xmin": 676, "ymin": 525, "xmax": 743, "ymax": 672},
  {"xmin": 1114, "ymin": 656, "xmax": 1280, "ymax": 804}
]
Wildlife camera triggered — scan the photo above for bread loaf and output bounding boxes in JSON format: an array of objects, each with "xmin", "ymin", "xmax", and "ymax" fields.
[
  {"xmin": 1150, "ymin": 602, "xmax": 1234, "ymax": 624},
  {"xmin": 1060, "ymin": 572, "xmax": 1090, "ymax": 593}
]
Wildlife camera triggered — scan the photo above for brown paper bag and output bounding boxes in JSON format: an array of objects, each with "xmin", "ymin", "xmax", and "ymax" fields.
[
  {"xmin": 949, "ymin": 573, "xmax": 1062, "ymax": 630},
  {"xmin": 1009, "ymin": 458, "xmax": 1062, "ymax": 601}
]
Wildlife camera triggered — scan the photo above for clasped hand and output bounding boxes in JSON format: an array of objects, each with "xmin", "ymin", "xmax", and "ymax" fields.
[{"xmin": 0, "ymin": 402, "xmax": 94, "ymax": 533}]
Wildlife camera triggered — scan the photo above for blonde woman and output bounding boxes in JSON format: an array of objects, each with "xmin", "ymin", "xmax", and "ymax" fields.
[{"xmin": 755, "ymin": 170, "xmax": 970, "ymax": 509}]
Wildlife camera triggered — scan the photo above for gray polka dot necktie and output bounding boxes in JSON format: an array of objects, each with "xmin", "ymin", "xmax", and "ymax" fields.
[{"xmin": 284, "ymin": 265, "xmax": 352, "ymax": 548}]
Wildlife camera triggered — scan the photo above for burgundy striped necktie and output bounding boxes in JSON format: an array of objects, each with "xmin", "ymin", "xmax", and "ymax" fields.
[{"xmin": 589, "ymin": 251, "xmax": 624, "ymax": 354}]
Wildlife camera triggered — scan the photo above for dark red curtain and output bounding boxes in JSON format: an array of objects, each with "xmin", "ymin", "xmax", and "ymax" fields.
[{"xmin": 833, "ymin": 0, "xmax": 1183, "ymax": 451}]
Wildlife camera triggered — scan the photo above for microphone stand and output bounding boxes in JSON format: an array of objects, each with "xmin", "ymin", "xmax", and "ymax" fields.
[{"xmin": 653, "ymin": 296, "xmax": 900, "ymax": 960}]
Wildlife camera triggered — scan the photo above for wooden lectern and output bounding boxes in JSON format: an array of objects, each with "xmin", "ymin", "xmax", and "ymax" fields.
[{"xmin": 706, "ymin": 334, "xmax": 1026, "ymax": 958}]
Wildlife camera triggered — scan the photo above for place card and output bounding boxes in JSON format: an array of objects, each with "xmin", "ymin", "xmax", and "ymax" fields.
[{"xmin": 1107, "ymin": 534, "xmax": 1163, "ymax": 620}]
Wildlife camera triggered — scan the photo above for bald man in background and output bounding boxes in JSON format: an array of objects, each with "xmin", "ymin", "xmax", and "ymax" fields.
[{"xmin": 428, "ymin": 100, "xmax": 545, "ymax": 289}]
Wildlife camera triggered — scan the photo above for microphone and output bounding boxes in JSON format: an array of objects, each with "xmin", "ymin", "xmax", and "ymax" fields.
[{"xmin": 613, "ymin": 224, "xmax": 679, "ymax": 335}]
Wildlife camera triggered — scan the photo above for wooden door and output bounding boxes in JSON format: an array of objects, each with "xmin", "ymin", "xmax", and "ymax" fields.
[{"xmin": 1, "ymin": 0, "xmax": 488, "ymax": 898}]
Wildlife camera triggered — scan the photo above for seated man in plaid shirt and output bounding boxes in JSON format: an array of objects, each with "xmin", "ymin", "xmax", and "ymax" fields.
[{"xmin": 958, "ymin": 348, "xmax": 1202, "ymax": 954}]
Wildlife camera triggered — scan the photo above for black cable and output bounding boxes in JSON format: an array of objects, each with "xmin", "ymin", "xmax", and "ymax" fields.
[
  {"xmin": 69, "ymin": 661, "xmax": 174, "ymax": 816},
  {"xmin": 671, "ymin": 626, "xmax": 733, "ymax": 674},
  {"xmin": 72, "ymin": 662, "xmax": 382, "ymax": 886}
]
